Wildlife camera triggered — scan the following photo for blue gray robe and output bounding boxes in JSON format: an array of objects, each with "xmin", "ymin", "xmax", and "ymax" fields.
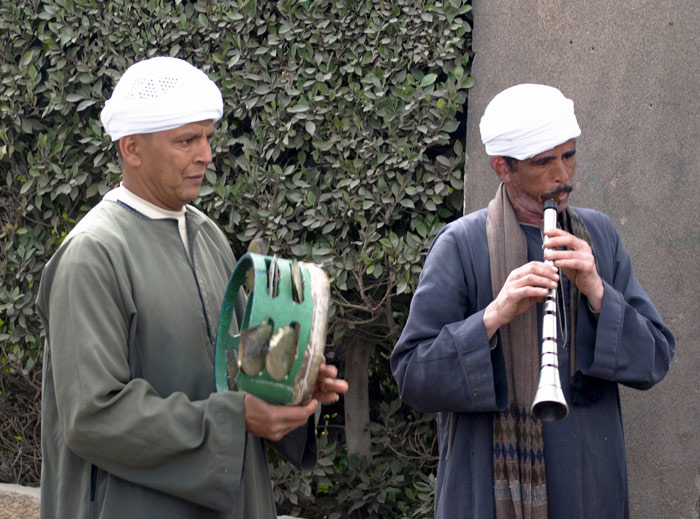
[{"xmin": 391, "ymin": 206, "xmax": 675, "ymax": 519}]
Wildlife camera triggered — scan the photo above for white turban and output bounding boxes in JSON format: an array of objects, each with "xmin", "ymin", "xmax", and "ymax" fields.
[
  {"xmin": 100, "ymin": 57, "xmax": 223, "ymax": 141},
  {"xmin": 479, "ymin": 84, "xmax": 581, "ymax": 160}
]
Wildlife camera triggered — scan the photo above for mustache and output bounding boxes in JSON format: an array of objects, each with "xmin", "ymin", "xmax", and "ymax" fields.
[{"xmin": 541, "ymin": 184, "xmax": 573, "ymax": 202}]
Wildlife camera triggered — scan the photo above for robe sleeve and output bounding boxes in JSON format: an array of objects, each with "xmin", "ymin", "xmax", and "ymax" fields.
[
  {"xmin": 576, "ymin": 213, "xmax": 675, "ymax": 388},
  {"xmin": 390, "ymin": 222, "xmax": 508, "ymax": 414},
  {"xmin": 272, "ymin": 417, "xmax": 317, "ymax": 470},
  {"xmin": 38, "ymin": 232, "xmax": 247, "ymax": 512}
]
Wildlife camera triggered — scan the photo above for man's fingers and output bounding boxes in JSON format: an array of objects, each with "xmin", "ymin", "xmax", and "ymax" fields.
[
  {"xmin": 244, "ymin": 393, "xmax": 317, "ymax": 441},
  {"xmin": 314, "ymin": 385, "xmax": 348, "ymax": 404},
  {"xmin": 519, "ymin": 272, "xmax": 558, "ymax": 289},
  {"xmin": 508, "ymin": 262, "xmax": 559, "ymax": 290},
  {"xmin": 313, "ymin": 374, "xmax": 348, "ymax": 403},
  {"xmin": 544, "ymin": 228, "xmax": 592, "ymax": 253},
  {"xmin": 312, "ymin": 359, "xmax": 348, "ymax": 403},
  {"xmin": 317, "ymin": 363, "xmax": 338, "ymax": 379}
]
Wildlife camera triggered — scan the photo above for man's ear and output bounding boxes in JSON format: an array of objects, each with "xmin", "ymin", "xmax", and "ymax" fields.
[
  {"xmin": 118, "ymin": 135, "xmax": 143, "ymax": 168},
  {"xmin": 491, "ymin": 156, "xmax": 512, "ymax": 183}
]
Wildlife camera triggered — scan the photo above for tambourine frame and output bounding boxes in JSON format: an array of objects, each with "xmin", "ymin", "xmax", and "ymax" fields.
[{"xmin": 215, "ymin": 252, "xmax": 314, "ymax": 404}]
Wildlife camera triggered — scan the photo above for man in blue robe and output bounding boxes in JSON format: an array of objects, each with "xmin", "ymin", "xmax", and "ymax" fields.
[{"xmin": 391, "ymin": 84, "xmax": 675, "ymax": 519}]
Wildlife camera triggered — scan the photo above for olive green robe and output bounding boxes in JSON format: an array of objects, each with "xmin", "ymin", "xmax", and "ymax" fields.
[{"xmin": 36, "ymin": 198, "xmax": 314, "ymax": 518}]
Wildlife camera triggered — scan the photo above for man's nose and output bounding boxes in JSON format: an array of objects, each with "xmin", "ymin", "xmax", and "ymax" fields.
[
  {"xmin": 550, "ymin": 157, "xmax": 570, "ymax": 182},
  {"xmin": 195, "ymin": 138, "xmax": 213, "ymax": 164}
]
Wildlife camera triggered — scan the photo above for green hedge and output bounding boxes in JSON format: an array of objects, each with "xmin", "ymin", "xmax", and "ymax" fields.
[{"xmin": 1, "ymin": 0, "xmax": 472, "ymax": 515}]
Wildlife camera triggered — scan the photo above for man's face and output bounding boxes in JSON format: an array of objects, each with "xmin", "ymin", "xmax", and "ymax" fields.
[
  {"xmin": 502, "ymin": 139, "xmax": 576, "ymax": 224},
  {"xmin": 130, "ymin": 120, "xmax": 215, "ymax": 211}
]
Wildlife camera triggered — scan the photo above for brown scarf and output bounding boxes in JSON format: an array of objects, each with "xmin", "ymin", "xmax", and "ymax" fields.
[{"xmin": 486, "ymin": 184, "xmax": 596, "ymax": 519}]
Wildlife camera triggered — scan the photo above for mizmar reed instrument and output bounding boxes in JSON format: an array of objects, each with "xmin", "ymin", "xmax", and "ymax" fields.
[{"xmin": 531, "ymin": 196, "xmax": 570, "ymax": 422}]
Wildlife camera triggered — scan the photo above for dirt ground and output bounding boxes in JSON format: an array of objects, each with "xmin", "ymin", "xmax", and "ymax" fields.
[
  {"xmin": 0, "ymin": 485, "xmax": 39, "ymax": 519},
  {"xmin": 0, "ymin": 484, "xmax": 303, "ymax": 519}
]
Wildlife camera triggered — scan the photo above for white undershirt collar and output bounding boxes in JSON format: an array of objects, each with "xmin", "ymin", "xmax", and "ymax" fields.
[{"xmin": 103, "ymin": 184, "xmax": 190, "ymax": 256}]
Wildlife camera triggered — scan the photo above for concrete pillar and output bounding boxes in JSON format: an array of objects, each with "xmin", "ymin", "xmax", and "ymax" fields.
[{"xmin": 464, "ymin": 1, "xmax": 700, "ymax": 517}]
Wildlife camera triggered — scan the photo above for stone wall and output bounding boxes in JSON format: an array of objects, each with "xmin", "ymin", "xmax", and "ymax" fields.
[{"xmin": 463, "ymin": 1, "xmax": 700, "ymax": 517}]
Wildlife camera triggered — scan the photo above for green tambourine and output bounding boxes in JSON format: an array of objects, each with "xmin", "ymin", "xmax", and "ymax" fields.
[{"xmin": 215, "ymin": 253, "xmax": 329, "ymax": 405}]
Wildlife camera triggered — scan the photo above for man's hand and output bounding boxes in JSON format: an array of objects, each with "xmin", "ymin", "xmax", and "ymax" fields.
[
  {"xmin": 312, "ymin": 361, "xmax": 348, "ymax": 404},
  {"xmin": 244, "ymin": 393, "xmax": 317, "ymax": 442},
  {"xmin": 543, "ymin": 228, "xmax": 604, "ymax": 312},
  {"xmin": 483, "ymin": 261, "xmax": 559, "ymax": 339},
  {"xmin": 244, "ymin": 359, "xmax": 348, "ymax": 442}
]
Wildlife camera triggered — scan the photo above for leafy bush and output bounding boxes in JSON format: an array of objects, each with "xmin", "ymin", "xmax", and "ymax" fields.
[
  {"xmin": 0, "ymin": 0, "xmax": 472, "ymax": 514},
  {"xmin": 271, "ymin": 398, "xmax": 438, "ymax": 519}
]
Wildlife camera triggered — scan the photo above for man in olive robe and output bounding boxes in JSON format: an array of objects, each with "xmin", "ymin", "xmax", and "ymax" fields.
[{"xmin": 37, "ymin": 56, "xmax": 347, "ymax": 519}]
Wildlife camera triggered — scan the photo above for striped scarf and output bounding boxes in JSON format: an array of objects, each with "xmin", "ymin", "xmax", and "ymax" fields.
[{"xmin": 486, "ymin": 184, "xmax": 597, "ymax": 519}]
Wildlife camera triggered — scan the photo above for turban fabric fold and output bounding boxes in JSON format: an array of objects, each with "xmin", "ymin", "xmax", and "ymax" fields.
[
  {"xmin": 479, "ymin": 84, "xmax": 581, "ymax": 160},
  {"xmin": 101, "ymin": 56, "xmax": 223, "ymax": 141}
]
